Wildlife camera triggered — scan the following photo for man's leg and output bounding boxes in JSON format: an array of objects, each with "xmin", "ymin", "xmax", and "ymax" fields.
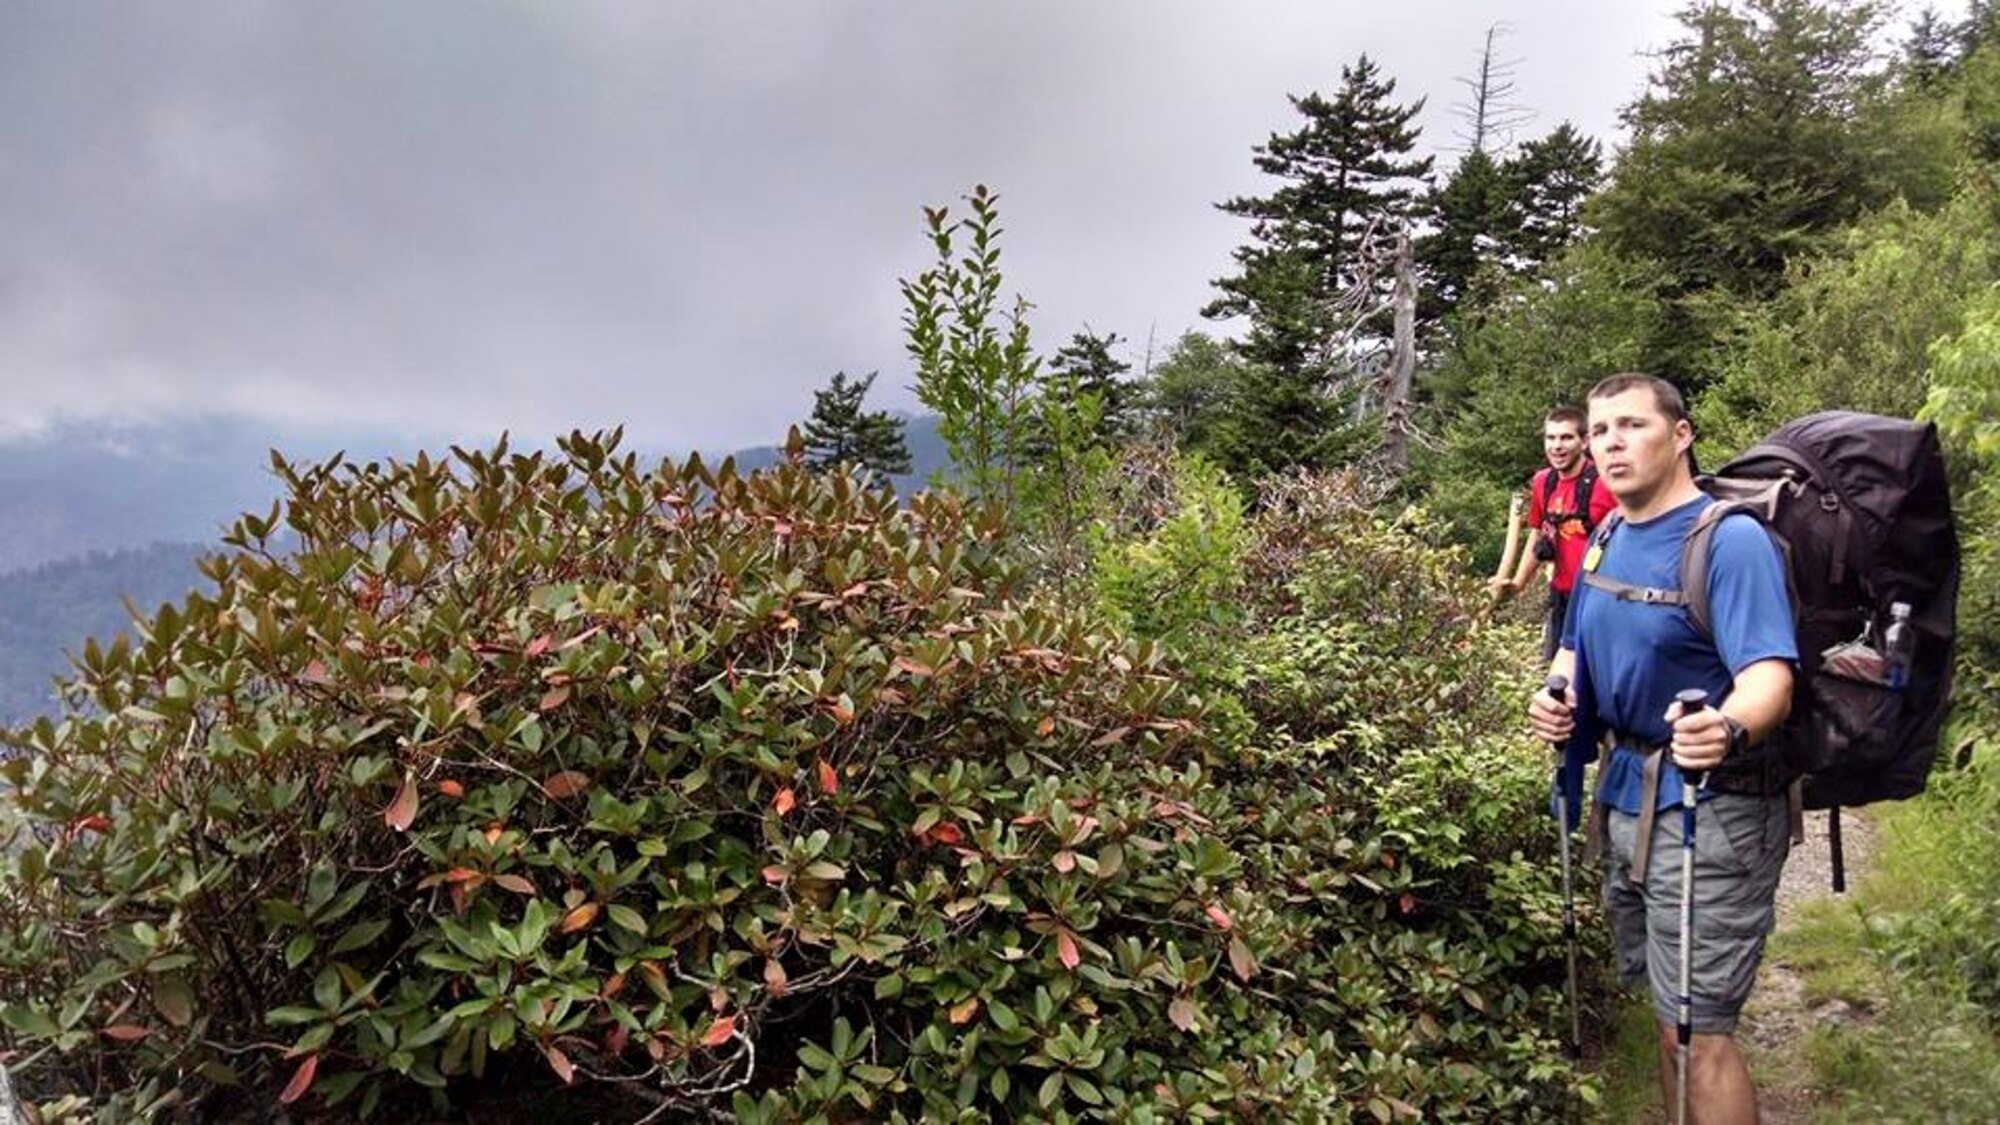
[
  {"xmin": 1540, "ymin": 588, "xmax": 1569, "ymax": 665},
  {"xmin": 1652, "ymin": 1024, "xmax": 1757, "ymax": 1124},
  {"xmin": 1640, "ymin": 794, "xmax": 1791, "ymax": 1125}
]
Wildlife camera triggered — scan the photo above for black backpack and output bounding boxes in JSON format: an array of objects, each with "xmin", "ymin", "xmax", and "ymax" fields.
[
  {"xmin": 1584, "ymin": 412, "xmax": 1959, "ymax": 886},
  {"xmin": 1534, "ymin": 463, "xmax": 1600, "ymax": 561}
]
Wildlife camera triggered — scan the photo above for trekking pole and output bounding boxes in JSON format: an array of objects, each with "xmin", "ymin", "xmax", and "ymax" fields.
[
  {"xmin": 1545, "ymin": 673, "xmax": 1582, "ymax": 1062},
  {"xmin": 1671, "ymin": 688, "xmax": 1711, "ymax": 1125}
]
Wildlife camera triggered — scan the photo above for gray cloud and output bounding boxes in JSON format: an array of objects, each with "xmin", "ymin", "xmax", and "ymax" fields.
[{"xmin": 1, "ymin": 1, "xmax": 1701, "ymax": 450}]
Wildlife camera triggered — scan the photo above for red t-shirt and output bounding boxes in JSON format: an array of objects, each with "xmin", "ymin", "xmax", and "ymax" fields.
[{"xmin": 1527, "ymin": 465, "xmax": 1618, "ymax": 594}]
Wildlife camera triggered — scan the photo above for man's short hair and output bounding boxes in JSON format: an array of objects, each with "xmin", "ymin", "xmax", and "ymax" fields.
[
  {"xmin": 1545, "ymin": 405, "xmax": 1587, "ymax": 433},
  {"xmin": 1587, "ymin": 373, "xmax": 1689, "ymax": 425}
]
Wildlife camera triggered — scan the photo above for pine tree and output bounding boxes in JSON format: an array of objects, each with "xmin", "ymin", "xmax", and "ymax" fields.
[
  {"xmin": 1592, "ymin": 0, "xmax": 1892, "ymax": 304},
  {"xmin": 1205, "ymin": 55, "xmax": 1434, "ymax": 375},
  {"xmin": 798, "ymin": 371, "xmax": 911, "ymax": 477},
  {"xmin": 1046, "ymin": 330, "xmax": 1136, "ymax": 444},
  {"xmin": 1505, "ymin": 123, "xmax": 1602, "ymax": 271},
  {"xmin": 1202, "ymin": 55, "xmax": 1432, "ymax": 472},
  {"xmin": 1419, "ymin": 149, "xmax": 1520, "ymax": 315},
  {"xmin": 1589, "ymin": 0, "xmax": 1895, "ymax": 382}
]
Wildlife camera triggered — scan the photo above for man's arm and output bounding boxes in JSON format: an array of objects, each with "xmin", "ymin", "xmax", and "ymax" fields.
[
  {"xmin": 1508, "ymin": 546, "xmax": 1544, "ymax": 593},
  {"xmin": 1669, "ymin": 658, "xmax": 1792, "ymax": 772}
]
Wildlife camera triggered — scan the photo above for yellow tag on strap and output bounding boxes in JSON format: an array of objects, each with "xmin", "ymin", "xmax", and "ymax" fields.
[{"xmin": 1582, "ymin": 543, "xmax": 1604, "ymax": 572}]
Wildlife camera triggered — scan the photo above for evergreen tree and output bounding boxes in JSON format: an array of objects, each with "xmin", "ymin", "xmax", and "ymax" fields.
[
  {"xmin": 1589, "ymin": 0, "xmax": 1896, "ymax": 381},
  {"xmin": 1418, "ymin": 148, "xmax": 1520, "ymax": 315},
  {"xmin": 798, "ymin": 371, "xmax": 912, "ymax": 477},
  {"xmin": 1045, "ymin": 330, "xmax": 1136, "ymax": 444},
  {"xmin": 1593, "ymin": 0, "xmax": 1892, "ymax": 302},
  {"xmin": 1202, "ymin": 55, "xmax": 1432, "ymax": 473},
  {"xmin": 1505, "ymin": 123, "xmax": 1602, "ymax": 270},
  {"xmin": 1138, "ymin": 331, "xmax": 1242, "ymax": 455},
  {"xmin": 1904, "ymin": 6, "xmax": 1962, "ymax": 88},
  {"xmin": 1205, "ymin": 55, "xmax": 1434, "ymax": 375},
  {"xmin": 1418, "ymin": 123, "xmax": 1600, "ymax": 322}
]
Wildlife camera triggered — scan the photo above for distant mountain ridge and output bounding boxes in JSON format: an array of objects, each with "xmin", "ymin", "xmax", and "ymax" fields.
[{"xmin": 0, "ymin": 414, "xmax": 947, "ymax": 574}]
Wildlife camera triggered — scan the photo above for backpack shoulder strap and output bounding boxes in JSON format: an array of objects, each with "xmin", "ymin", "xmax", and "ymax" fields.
[
  {"xmin": 1575, "ymin": 464, "xmax": 1601, "ymax": 532},
  {"xmin": 1678, "ymin": 481, "xmax": 1797, "ymax": 643}
]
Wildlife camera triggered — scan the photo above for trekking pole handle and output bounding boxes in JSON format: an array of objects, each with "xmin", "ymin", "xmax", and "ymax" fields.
[{"xmin": 1674, "ymin": 688, "xmax": 1710, "ymax": 787}]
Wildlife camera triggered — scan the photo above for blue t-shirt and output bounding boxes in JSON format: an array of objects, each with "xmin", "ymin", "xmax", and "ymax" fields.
[{"xmin": 1562, "ymin": 494, "xmax": 1798, "ymax": 814}]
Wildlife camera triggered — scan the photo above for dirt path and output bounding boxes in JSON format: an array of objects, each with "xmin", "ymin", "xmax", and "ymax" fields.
[{"xmin": 1736, "ymin": 808, "xmax": 1877, "ymax": 1124}]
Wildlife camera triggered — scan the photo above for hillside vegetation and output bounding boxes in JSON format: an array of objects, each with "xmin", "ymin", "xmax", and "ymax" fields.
[{"xmin": 5, "ymin": 1, "xmax": 2000, "ymax": 1120}]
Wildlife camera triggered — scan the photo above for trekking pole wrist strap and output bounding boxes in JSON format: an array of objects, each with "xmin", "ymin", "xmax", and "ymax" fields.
[{"xmin": 1721, "ymin": 714, "xmax": 1749, "ymax": 758}]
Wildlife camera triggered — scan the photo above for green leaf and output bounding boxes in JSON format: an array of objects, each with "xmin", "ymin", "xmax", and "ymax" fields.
[
  {"xmin": 330, "ymin": 919, "xmax": 389, "ymax": 956},
  {"xmin": 267, "ymin": 1006, "xmax": 326, "ymax": 1027},
  {"xmin": 0, "ymin": 1005, "xmax": 59, "ymax": 1038},
  {"xmin": 285, "ymin": 933, "xmax": 317, "ymax": 970},
  {"xmin": 608, "ymin": 904, "xmax": 648, "ymax": 935}
]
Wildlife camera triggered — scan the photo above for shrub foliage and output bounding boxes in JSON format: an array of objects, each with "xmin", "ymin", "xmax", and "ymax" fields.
[{"xmin": 2, "ymin": 433, "xmax": 1583, "ymax": 1121}]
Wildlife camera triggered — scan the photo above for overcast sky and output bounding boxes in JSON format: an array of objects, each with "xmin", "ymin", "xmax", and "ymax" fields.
[{"xmin": 0, "ymin": 2, "xmax": 1928, "ymax": 453}]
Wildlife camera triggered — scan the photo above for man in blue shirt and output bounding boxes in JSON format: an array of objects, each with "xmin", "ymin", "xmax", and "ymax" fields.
[{"xmin": 1529, "ymin": 374, "xmax": 1797, "ymax": 1125}]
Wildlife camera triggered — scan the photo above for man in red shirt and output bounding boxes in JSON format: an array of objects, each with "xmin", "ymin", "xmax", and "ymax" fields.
[{"xmin": 1491, "ymin": 405, "xmax": 1618, "ymax": 661}]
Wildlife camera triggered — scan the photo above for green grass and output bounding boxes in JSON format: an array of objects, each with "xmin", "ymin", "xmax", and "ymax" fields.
[
  {"xmin": 1783, "ymin": 732, "xmax": 2000, "ymax": 1123},
  {"xmin": 1591, "ymin": 994, "xmax": 1665, "ymax": 1124}
]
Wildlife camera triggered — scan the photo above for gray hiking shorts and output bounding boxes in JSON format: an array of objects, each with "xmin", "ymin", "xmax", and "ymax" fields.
[{"xmin": 1601, "ymin": 792, "xmax": 1791, "ymax": 1034}]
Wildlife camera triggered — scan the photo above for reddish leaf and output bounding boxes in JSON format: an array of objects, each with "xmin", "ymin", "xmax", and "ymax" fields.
[
  {"xmin": 816, "ymin": 758, "xmax": 839, "ymax": 796},
  {"xmin": 436, "ymin": 779, "xmax": 465, "ymax": 799},
  {"xmin": 538, "ymin": 684, "xmax": 571, "ymax": 712},
  {"xmin": 542, "ymin": 771, "xmax": 592, "ymax": 799},
  {"xmin": 928, "ymin": 822, "xmax": 963, "ymax": 846},
  {"xmin": 1036, "ymin": 715, "xmax": 1056, "ymax": 737},
  {"xmin": 560, "ymin": 902, "xmax": 600, "ymax": 933},
  {"xmin": 760, "ymin": 864, "xmax": 789, "ymax": 885},
  {"xmin": 1052, "ymin": 850, "xmax": 1076, "ymax": 874},
  {"xmin": 603, "ymin": 1023, "xmax": 630, "ymax": 1059},
  {"xmin": 827, "ymin": 702, "xmax": 855, "ymax": 725},
  {"xmin": 278, "ymin": 1053, "xmax": 318, "ymax": 1105},
  {"xmin": 300, "ymin": 659, "xmax": 332, "ymax": 685},
  {"xmin": 1168, "ymin": 996, "xmax": 1195, "ymax": 1032},
  {"xmin": 840, "ymin": 581, "xmax": 869, "ymax": 599},
  {"xmin": 525, "ymin": 634, "xmax": 553, "ymax": 658},
  {"xmin": 773, "ymin": 787, "xmax": 797, "ymax": 816},
  {"xmin": 878, "ymin": 686, "xmax": 907, "ymax": 705},
  {"xmin": 947, "ymin": 997, "xmax": 980, "ymax": 1025},
  {"xmin": 483, "ymin": 824, "xmax": 504, "ymax": 846},
  {"xmin": 1204, "ymin": 904, "xmax": 1234, "ymax": 931},
  {"xmin": 700, "ymin": 1014, "xmax": 736, "ymax": 1047},
  {"xmin": 764, "ymin": 958, "xmax": 788, "ymax": 998},
  {"xmin": 69, "ymin": 814, "xmax": 112, "ymax": 834},
  {"xmin": 541, "ymin": 1041, "xmax": 575, "ymax": 1085},
  {"xmin": 1090, "ymin": 726, "xmax": 1131, "ymax": 747},
  {"xmin": 100, "ymin": 1024, "xmax": 151, "ymax": 1042},
  {"xmin": 1057, "ymin": 929, "xmax": 1081, "ymax": 970},
  {"xmin": 445, "ymin": 867, "xmax": 483, "ymax": 883},
  {"xmin": 1381, "ymin": 852, "xmax": 1397, "ymax": 869},
  {"xmin": 602, "ymin": 972, "xmax": 627, "ymax": 998},
  {"xmin": 1399, "ymin": 892, "xmax": 1417, "ymax": 915},
  {"xmin": 892, "ymin": 657, "xmax": 935, "ymax": 677},
  {"xmin": 493, "ymin": 873, "xmax": 536, "ymax": 895},
  {"xmin": 384, "ymin": 773, "xmax": 419, "ymax": 832},
  {"xmin": 1228, "ymin": 935, "xmax": 1256, "ymax": 982}
]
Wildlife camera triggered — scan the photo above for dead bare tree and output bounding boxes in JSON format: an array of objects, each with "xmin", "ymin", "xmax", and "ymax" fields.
[
  {"xmin": 1307, "ymin": 216, "xmax": 1434, "ymax": 476},
  {"xmin": 1453, "ymin": 23, "xmax": 1534, "ymax": 155}
]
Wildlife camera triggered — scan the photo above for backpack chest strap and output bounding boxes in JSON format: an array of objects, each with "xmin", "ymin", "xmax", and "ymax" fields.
[{"xmin": 1579, "ymin": 569, "xmax": 1688, "ymax": 606}]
